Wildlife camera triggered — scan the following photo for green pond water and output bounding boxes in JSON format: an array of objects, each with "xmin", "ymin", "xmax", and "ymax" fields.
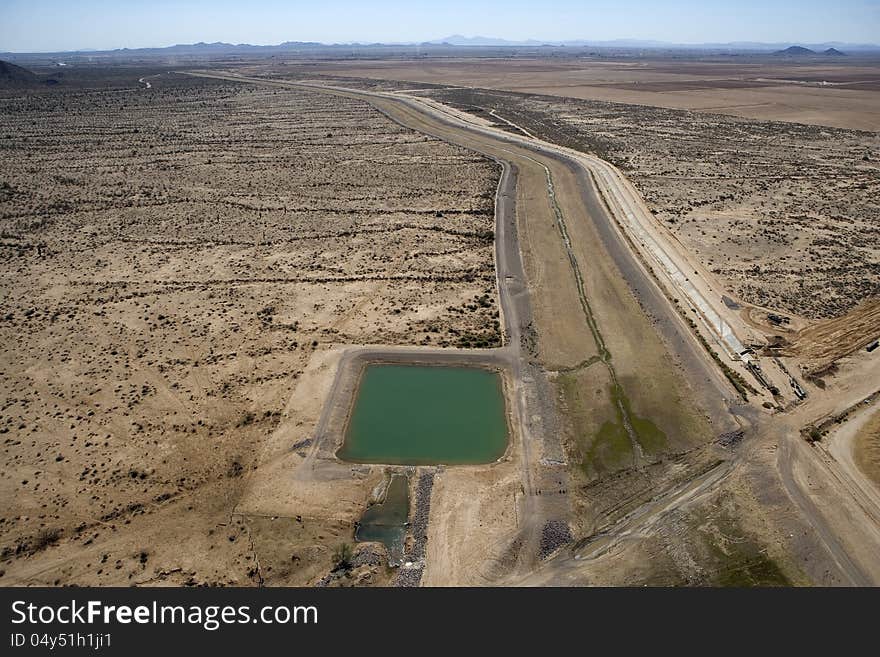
[
  {"xmin": 339, "ymin": 364, "xmax": 509, "ymax": 465},
  {"xmin": 355, "ymin": 474, "xmax": 409, "ymax": 565}
]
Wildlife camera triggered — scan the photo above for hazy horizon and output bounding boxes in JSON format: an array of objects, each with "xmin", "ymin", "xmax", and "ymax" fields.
[{"xmin": 2, "ymin": 0, "xmax": 879, "ymax": 53}]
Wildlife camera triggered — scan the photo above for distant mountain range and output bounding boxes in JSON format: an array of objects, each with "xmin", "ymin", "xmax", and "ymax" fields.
[
  {"xmin": 773, "ymin": 45, "xmax": 847, "ymax": 56},
  {"xmin": 2, "ymin": 37, "xmax": 879, "ymax": 59},
  {"xmin": 424, "ymin": 35, "xmax": 668, "ymax": 47},
  {"xmin": 427, "ymin": 35, "xmax": 877, "ymax": 51}
]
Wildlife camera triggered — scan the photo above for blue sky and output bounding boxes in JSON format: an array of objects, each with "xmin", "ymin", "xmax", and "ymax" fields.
[{"xmin": 1, "ymin": 0, "xmax": 878, "ymax": 52}]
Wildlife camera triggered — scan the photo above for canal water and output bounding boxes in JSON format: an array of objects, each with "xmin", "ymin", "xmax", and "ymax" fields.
[
  {"xmin": 339, "ymin": 364, "xmax": 509, "ymax": 465},
  {"xmin": 355, "ymin": 474, "xmax": 409, "ymax": 565}
]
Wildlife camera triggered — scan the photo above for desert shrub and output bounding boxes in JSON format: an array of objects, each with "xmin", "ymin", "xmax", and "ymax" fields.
[{"xmin": 333, "ymin": 543, "xmax": 353, "ymax": 570}]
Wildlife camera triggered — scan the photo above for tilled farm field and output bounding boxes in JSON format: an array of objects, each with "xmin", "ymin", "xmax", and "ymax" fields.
[{"xmin": 0, "ymin": 73, "xmax": 500, "ymax": 585}]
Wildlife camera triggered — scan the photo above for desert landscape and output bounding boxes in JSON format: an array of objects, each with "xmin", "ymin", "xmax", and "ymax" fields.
[
  {"xmin": 1, "ymin": 42, "xmax": 879, "ymax": 588},
  {"xmin": 0, "ymin": 70, "xmax": 502, "ymax": 584},
  {"xmin": 261, "ymin": 60, "xmax": 879, "ymax": 322},
  {"xmin": 285, "ymin": 56, "xmax": 880, "ymax": 130}
]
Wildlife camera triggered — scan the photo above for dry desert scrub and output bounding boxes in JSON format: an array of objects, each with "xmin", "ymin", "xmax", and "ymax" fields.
[{"xmin": 0, "ymin": 72, "xmax": 499, "ymax": 584}]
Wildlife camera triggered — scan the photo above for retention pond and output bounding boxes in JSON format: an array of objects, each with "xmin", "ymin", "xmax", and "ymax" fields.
[{"xmin": 338, "ymin": 364, "xmax": 509, "ymax": 465}]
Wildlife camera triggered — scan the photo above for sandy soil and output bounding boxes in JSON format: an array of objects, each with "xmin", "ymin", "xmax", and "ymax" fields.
[
  {"xmin": 853, "ymin": 409, "xmax": 880, "ymax": 489},
  {"xmin": 826, "ymin": 404, "xmax": 880, "ymax": 493},
  {"xmin": 422, "ymin": 465, "xmax": 521, "ymax": 585}
]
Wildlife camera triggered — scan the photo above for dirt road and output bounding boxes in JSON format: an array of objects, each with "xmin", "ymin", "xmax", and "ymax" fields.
[
  {"xmin": 826, "ymin": 406, "xmax": 880, "ymax": 522},
  {"xmin": 777, "ymin": 429, "xmax": 873, "ymax": 585}
]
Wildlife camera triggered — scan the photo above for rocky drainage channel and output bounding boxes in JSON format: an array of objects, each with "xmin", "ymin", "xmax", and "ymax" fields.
[{"xmin": 395, "ymin": 470, "xmax": 436, "ymax": 587}]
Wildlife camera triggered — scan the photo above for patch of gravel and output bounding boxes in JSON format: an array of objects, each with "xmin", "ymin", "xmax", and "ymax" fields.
[
  {"xmin": 717, "ymin": 430, "xmax": 744, "ymax": 447},
  {"xmin": 352, "ymin": 544, "xmax": 385, "ymax": 568},
  {"xmin": 291, "ymin": 437, "xmax": 313, "ymax": 454},
  {"xmin": 395, "ymin": 470, "xmax": 435, "ymax": 587},
  {"xmin": 394, "ymin": 564, "xmax": 424, "ymax": 587},
  {"xmin": 539, "ymin": 520, "xmax": 572, "ymax": 559}
]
